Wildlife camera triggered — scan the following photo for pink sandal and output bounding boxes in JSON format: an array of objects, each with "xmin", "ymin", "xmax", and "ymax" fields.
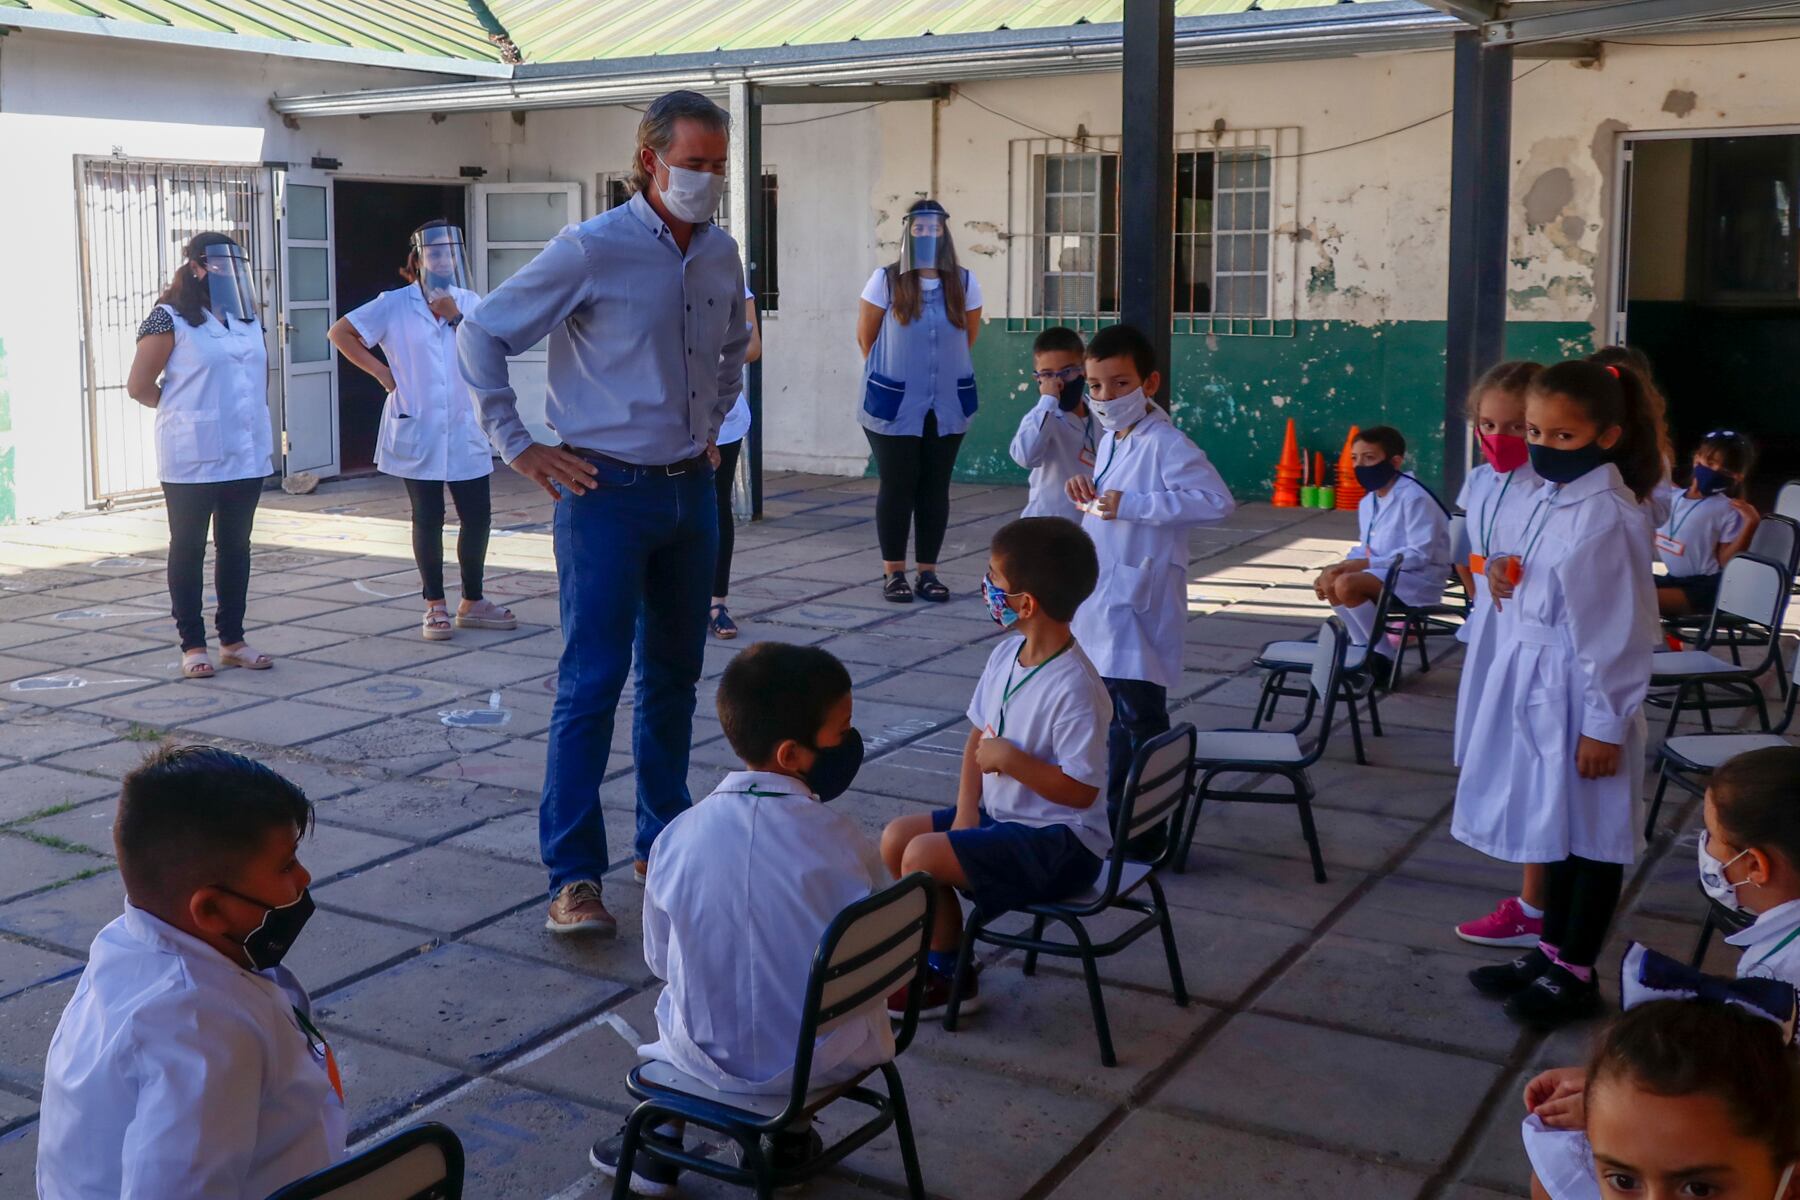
[
  {"xmin": 181, "ymin": 649, "xmax": 215, "ymax": 679},
  {"xmin": 456, "ymin": 599, "xmax": 517, "ymax": 630},
  {"xmin": 423, "ymin": 606, "xmax": 454, "ymax": 641}
]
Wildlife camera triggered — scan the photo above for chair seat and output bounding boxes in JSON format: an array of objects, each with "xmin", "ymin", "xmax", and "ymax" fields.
[
  {"xmin": 1256, "ymin": 639, "xmax": 1369, "ymax": 673},
  {"xmin": 1193, "ymin": 729, "xmax": 1306, "ymax": 764},
  {"xmin": 1663, "ymin": 732, "xmax": 1793, "ymax": 770},
  {"xmin": 632, "ymin": 1060, "xmax": 856, "ymax": 1120},
  {"xmin": 1040, "ymin": 861, "xmax": 1153, "ymax": 910},
  {"xmin": 1651, "ymin": 650, "xmax": 1751, "ymax": 680}
]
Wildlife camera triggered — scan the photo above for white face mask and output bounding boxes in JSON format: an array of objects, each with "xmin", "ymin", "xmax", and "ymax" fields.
[
  {"xmin": 1090, "ymin": 387, "xmax": 1150, "ymax": 432},
  {"xmin": 1698, "ymin": 829, "xmax": 1757, "ymax": 914},
  {"xmin": 655, "ymin": 154, "xmax": 725, "ymax": 224}
]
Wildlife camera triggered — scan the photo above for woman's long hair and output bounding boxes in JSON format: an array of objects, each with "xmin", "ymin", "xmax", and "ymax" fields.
[
  {"xmin": 886, "ymin": 200, "xmax": 967, "ymax": 329},
  {"xmin": 1589, "ymin": 345, "xmax": 1675, "ymax": 482},
  {"xmin": 154, "ymin": 232, "xmax": 238, "ymax": 328},
  {"xmin": 1531, "ymin": 359, "xmax": 1670, "ymax": 502}
]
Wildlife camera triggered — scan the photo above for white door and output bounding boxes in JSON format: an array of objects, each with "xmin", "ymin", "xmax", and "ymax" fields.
[
  {"xmin": 471, "ymin": 182, "xmax": 582, "ymax": 446},
  {"xmin": 277, "ymin": 170, "xmax": 339, "ymax": 478}
]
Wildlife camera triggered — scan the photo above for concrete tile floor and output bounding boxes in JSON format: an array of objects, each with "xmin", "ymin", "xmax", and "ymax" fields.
[{"xmin": 0, "ymin": 470, "xmax": 1785, "ymax": 1199}]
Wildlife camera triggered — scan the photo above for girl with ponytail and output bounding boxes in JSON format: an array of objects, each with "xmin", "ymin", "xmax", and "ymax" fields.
[{"xmin": 1451, "ymin": 357, "xmax": 1664, "ymax": 1029}]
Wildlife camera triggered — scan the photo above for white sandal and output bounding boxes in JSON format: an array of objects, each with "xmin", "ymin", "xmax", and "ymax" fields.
[
  {"xmin": 456, "ymin": 599, "xmax": 517, "ymax": 630},
  {"xmin": 218, "ymin": 643, "xmax": 274, "ymax": 670},
  {"xmin": 423, "ymin": 605, "xmax": 454, "ymax": 641},
  {"xmin": 181, "ymin": 649, "xmax": 215, "ymax": 679}
]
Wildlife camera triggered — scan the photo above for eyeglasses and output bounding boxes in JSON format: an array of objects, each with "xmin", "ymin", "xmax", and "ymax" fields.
[{"xmin": 1032, "ymin": 366, "xmax": 1084, "ymax": 382}]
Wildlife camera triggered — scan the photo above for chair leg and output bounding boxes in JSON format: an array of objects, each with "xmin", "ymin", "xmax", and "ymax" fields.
[
  {"xmin": 1414, "ymin": 619, "xmax": 1432, "ymax": 674},
  {"xmin": 1664, "ymin": 684, "xmax": 1689, "ymax": 739},
  {"xmin": 1692, "ymin": 909, "xmax": 1719, "ymax": 970},
  {"xmin": 1175, "ymin": 783, "xmax": 1210, "ymax": 875},
  {"xmin": 1364, "ymin": 682, "xmax": 1385, "ymax": 737},
  {"xmin": 1147, "ymin": 874, "xmax": 1189, "ymax": 1007},
  {"xmin": 1058, "ymin": 914, "xmax": 1116, "ymax": 1067},
  {"xmin": 1753, "ymin": 684, "xmax": 1772, "ymax": 732},
  {"xmin": 943, "ymin": 908, "xmax": 984, "ymax": 1033},
  {"xmin": 1252, "ymin": 672, "xmax": 1279, "ymax": 730},
  {"xmin": 1697, "ymin": 685, "xmax": 1714, "ymax": 734},
  {"xmin": 1022, "ymin": 915, "xmax": 1047, "ymax": 976},
  {"xmin": 884, "ymin": 1064, "xmax": 929, "ymax": 1200},
  {"xmin": 610, "ymin": 1105, "xmax": 654, "ymax": 1200},
  {"xmin": 1344, "ymin": 690, "xmax": 1368, "ymax": 766},
  {"xmin": 1293, "ymin": 778, "xmax": 1328, "ymax": 884},
  {"xmin": 1645, "ymin": 762, "xmax": 1673, "ymax": 843}
]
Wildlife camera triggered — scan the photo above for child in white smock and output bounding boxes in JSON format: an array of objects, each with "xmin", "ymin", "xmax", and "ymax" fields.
[{"xmin": 1009, "ymin": 325, "xmax": 1094, "ymax": 522}]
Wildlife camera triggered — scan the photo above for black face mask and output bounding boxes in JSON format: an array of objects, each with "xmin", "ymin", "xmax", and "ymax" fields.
[
  {"xmin": 220, "ymin": 887, "xmax": 315, "ymax": 971},
  {"xmin": 803, "ymin": 728, "xmax": 864, "ymax": 802},
  {"xmin": 1528, "ymin": 440, "xmax": 1611, "ymax": 485},
  {"xmin": 1058, "ymin": 377, "xmax": 1086, "ymax": 413},
  {"xmin": 1353, "ymin": 461, "xmax": 1399, "ymax": 493}
]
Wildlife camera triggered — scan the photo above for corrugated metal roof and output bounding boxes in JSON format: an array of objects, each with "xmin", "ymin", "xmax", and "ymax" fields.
[
  {"xmin": 0, "ymin": 0, "xmax": 510, "ymax": 62},
  {"xmin": 485, "ymin": 0, "xmax": 1362, "ymax": 65}
]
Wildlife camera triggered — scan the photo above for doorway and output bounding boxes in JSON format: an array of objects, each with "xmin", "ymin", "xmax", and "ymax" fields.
[
  {"xmin": 333, "ymin": 180, "xmax": 466, "ymax": 473},
  {"xmin": 1620, "ymin": 132, "xmax": 1800, "ymax": 508}
]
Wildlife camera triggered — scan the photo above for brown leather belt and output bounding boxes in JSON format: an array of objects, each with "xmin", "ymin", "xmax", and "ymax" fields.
[{"xmin": 565, "ymin": 445, "xmax": 709, "ymax": 476}]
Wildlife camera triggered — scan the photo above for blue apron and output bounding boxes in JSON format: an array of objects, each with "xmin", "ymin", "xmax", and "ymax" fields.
[{"xmin": 859, "ymin": 270, "xmax": 978, "ymax": 437}]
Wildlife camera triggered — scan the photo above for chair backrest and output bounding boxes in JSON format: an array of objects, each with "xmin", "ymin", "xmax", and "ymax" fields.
[
  {"xmin": 1752, "ymin": 514, "xmax": 1800, "ymax": 579},
  {"xmin": 786, "ymin": 873, "xmax": 933, "ymax": 1118},
  {"xmin": 1713, "ymin": 552, "xmax": 1787, "ymax": 631},
  {"xmin": 1101, "ymin": 723, "xmax": 1197, "ymax": 883},
  {"xmin": 263, "ymin": 1124, "xmax": 463, "ymax": 1200},
  {"xmin": 1775, "ymin": 481, "xmax": 1800, "ymax": 524},
  {"xmin": 1301, "ymin": 617, "xmax": 1351, "ymax": 764}
]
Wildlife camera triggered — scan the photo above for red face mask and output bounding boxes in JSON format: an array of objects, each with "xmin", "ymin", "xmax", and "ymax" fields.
[{"xmin": 1478, "ymin": 431, "xmax": 1530, "ymax": 473}]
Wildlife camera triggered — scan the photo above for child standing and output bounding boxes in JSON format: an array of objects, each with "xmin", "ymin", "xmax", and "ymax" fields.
[
  {"xmin": 1457, "ymin": 359, "xmax": 1664, "ymax": 1029},
  {"xmin": 881, "ymin": 516, "xmax": 1113, "ymax": 1013},
  {"xmin": 1312, "ymin": 425, "xmax": 1453, "ymax": 659},
  {"xmin": 1654, "ymin": 430, "xmax": 1760, "ymax": 617},
  {"xmin": 1009, "ymin": 326, "xmax": 1095, "ymax": 522},
  {"xmin": 589, "ymin": 642, "xmax": 886, "ymax": 1195},
  {"xmin": 1063, "ymin": 324, "xmax": 1235, "ymax": 846},
  {"xmin": 37, "ymin": 747, "xmax": 343, "ymax": 1200}
]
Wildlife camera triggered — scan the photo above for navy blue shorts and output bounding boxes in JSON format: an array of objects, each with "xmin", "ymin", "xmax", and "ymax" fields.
[
  {"xmin": 930, "ymin": 806, "xmax": 1104, "ymax": 914},
  {"xmin": 1661, "ymin": 572, "xmax": 1721, "ymax": 611}
]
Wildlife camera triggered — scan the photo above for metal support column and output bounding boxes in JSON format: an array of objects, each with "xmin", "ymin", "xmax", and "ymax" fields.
[
  {"xmin": 1442, "ymin": 31, "xmax": 1513, "ymax": 497},
  {"xmin": 729, "ymin": 80, "xmax": 765, "ymax": 518},
  {"xmin": 1120, "ymin": 0, "xmax": 1175, "ymax": 409}
]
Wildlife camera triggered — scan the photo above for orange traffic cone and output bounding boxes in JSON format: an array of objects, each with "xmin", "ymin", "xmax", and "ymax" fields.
[
  {"xmin": 1273, "ymin": 418, "xmax": 1302, "ymax": 507},
  {"xmin": 1336, "ymin": 425, "xmax": 1364, "ymax": 511}
]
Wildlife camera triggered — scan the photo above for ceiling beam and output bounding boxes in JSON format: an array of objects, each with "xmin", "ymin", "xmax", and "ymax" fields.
[
  {"xmin": 1485, "ymin": 0, "xmax": 1800, "ymax": 45},
  {"xmin": 757, "ymin": 84, "xmax": 947, "ymax": 105},
  {"xmin": 1413, "ymin": 0, "xmax": 1500, "ymax": 23}
]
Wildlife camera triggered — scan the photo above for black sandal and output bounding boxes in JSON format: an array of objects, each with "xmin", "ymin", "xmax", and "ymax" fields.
[
  {"xmin": 915, "ymin": 571, "xmax": 950, "ymax": 603},
  {"xmin": 883, "ymin": 572, "xmax": 914, "ymax": 603}
]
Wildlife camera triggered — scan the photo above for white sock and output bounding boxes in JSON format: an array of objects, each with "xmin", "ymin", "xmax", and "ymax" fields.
[
  {"xmin": 1517, "ymin": 897, "xmax": 1544, "ymax": 920},
  {"xmin": 1332, "ymin": 601, "xmax": 1376, "ymax": 646}
]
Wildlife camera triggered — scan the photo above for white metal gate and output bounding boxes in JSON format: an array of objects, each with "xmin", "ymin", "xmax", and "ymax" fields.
[{"xmin": 75, "ymin": 159, "xmax": 272, "ymax": 504}]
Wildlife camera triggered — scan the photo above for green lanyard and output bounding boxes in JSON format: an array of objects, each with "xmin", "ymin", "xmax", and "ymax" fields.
[
  {"xmin": 995, "ymin": 640, "xmax": 1072, "ymax": 737},
  {"xmin": 1754, "ymin": 924, "xmax": 1800, "ymax": 968},
  {"xmin": 1665, "ymin": 495, "xmax": 1704, "ymax": 541},
  {"xmin": 1479, "ymin": 472, "xmax": 1514, "ymax": 556},
  {"xmin": 1093, "ymin": 433, "xmax": 1124, "ymax": 491},
  {"xmin": 1519, "ymin": 491, "xmax": 1558, "ymax": 566}
]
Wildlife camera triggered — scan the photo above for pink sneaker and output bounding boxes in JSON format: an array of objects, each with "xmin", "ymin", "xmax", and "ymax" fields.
[{"xmin": 1455, "ymin": 897, "xmax": 1543, "ymax": 948}]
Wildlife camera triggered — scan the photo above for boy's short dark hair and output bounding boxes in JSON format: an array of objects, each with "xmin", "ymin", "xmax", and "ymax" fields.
[
  {"xmin": 1356, "ymin": 425, "xmax": 1407, "ymax": 460},
  {"xmin": 717, "ymin": 642, "xmax": 854, "ymax": 764},
  {"xmin": 1032, "ymin": 326, "xmax": 1084, "ymax": 358},
  {"xmin": 1710, "ymin": 746, "xmax": 1800, "ymax": 872},
  {"xmin": 115, "ymin": 746, "xmax": 313, "ymax": 911},
  {"xmin": 991, "ymin": 517, "xmax": 1099, "ymax": 622},
  {"xmin": 1085, "ymin": 323, "xmax": 1157, "ymax": 379}
]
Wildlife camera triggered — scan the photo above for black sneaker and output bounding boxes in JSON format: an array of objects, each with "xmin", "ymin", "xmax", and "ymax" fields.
[
  {"xmin": 1504, "ymin": 964, "xmax": 1602, "ymax": 1030},
  {"xmin": 590, "ymin": 1125, "xmax": 682, "ymax": 1197},
  {"xmin": 1468, "ymin": 947, "xmax": 1550, "ymax": 998},
  {"xmin": 738, "ymin": 1126, "xmax": 827, "ymax": 1194}
]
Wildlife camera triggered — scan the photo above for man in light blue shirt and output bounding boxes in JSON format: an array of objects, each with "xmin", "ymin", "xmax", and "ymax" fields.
[{"xmin": 458, "ymin": 90, "xmax": 750, "ymax": 936}]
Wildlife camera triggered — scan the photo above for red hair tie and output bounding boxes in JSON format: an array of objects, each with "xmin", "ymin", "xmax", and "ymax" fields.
[{"xmin": 1604, "ymin": 365, "xmax": 1620, "ymax": 379}]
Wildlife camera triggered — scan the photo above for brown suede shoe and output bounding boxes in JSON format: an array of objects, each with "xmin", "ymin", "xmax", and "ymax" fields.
[{"xmin": 545, "ymin": 880, "xmax": 616, "ymax": 937}]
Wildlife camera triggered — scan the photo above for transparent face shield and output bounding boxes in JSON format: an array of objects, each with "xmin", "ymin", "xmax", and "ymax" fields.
[
  {"xmin": 412, "ymin": 225, "xmax": 474, "ymax": 303},
  {"xmin": 898, "ymin": 208, "xmax": 953, "ymax": 275},
  {"xmin": 198, "ymin": 243, "xmax": 258, "ymax": 323}
]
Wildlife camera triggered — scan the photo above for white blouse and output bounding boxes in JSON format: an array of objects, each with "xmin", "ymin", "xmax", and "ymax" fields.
[
  {"xmin": 141, "ymin": 305, "xmax": 273, "ymax": 485},
  {"xmin": 345, "ymin": 285, "xmax": 494, "ymax": 482}
]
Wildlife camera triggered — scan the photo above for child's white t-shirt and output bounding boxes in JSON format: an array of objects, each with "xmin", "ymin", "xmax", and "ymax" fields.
[
  {"xmin": 966, "ymin": 635, "xmax": 1114, "ymax": 858},
  {"xmin": 1654, "ymin": 485, "xmax": 1745, "ymax": 577}
]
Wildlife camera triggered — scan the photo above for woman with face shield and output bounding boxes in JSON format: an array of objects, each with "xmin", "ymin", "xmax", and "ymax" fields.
[
  {"xmin": 126, "ymin": 232, "xmax": 276, "ymax": 680},
  {"xmin": 856, "ymin": 199, "xmax": 984, "ymax": 604},
  {"xmin": 328, "ymin": 221, "xmax": 513, "ymax": 640}
]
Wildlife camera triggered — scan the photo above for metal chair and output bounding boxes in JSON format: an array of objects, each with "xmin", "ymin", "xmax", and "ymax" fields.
[
  {"xmin": 610, "ymin": 874, "xmax": 934, "ymax": 1200},
  {"xmin": 942, "ymin": 724, "xmax": 1197, "ymax": 1069},
  {"xmin": 264, "ymin": 1123, "xmax": 463, "ymax": 1200},
  {"xmin": 1667, "ymin": 516, "xmax": 1799, "ymax": 685},
  {"xmin": 1775, "ymin": 480, "xmax": 1800, "ymax": 525},
  {"xmin": 1180, "ymin": 617, "xmax": 1352, "ymax": 884},
  {"xmin": 1646, "ymin": 553, "xmax": 1789, "ymax": 737},
  {"xmin": 1644, "ymin": 635, "xmax": 1800, "ymax": 842}
]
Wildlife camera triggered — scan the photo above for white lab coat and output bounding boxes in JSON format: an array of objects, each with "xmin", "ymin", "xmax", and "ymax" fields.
[
  {"xmin": 1354, "ymin": 474, "xmax": 1452, "ymax": 608},
  {"xmin": 640, "ymin": 771, "xmax": 894, "ymax": 1095},
  {"xmin": 1654, "ymin": 485, "xmax": 1745, "ymax": 578},
  {"xmin": 1009, "ymin": 395, "xmax": 1095, "ymax": 522},
  {"xmin": 1452, "ymin": 461, "xmax": 1543, "ymax": 766},
  {"xmin": 1070, "ymin": 408, "xmax": 1236, "ymax": 689},
  {"xmin": 345, "ymin": 285, "xmax": 493, "ymax": 482},
  {"xmin": 1452, "ymin": 463, "xmax": 1657, "ymax": 866},
  {"xmin": 153, "ymin": 305, "xmax": 273, "ymax": 485},
  {"xmin": 37, "ymin": 906, "xmax": 345, "ymax": 1200},
  {"xmin": 717, "ymin": 286, "xmax": 757, "ymax": 447},
  {"xmin": 1729, "ymin": 898, "xmax": 1800, "ymax": 982}
]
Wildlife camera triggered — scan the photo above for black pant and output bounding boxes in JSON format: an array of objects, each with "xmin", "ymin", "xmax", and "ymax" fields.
[
  {"xmin": 1104, "ymin": 678, "xmax": 1171, "ymax": 828},
  {"xmin": 712, "ymin": 439, "xmax": 742, "ymax": 598},
  {"xmin": 162, "ymin": 477, "xmax": 262, "ymax": 652},
  {"xmin": 1540, "ymin": 854, "xmax": 1625, "ymax": 968},
  {"xmin": 403, "ymin": 476, "xmax": 492, "ymax": 603},
  {"xmin": 864, "ymin": 412, "xmax": 964, "ymax": 565}
]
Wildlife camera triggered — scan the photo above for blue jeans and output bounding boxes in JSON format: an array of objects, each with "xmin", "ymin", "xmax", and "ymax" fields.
[
  {"xmin": 1104, "ymin": 678, "xmax": 1169, "ymax": 828},
  {"xmin": 540, "ymin": 460, "xmax": 718, "ymax": 891}
]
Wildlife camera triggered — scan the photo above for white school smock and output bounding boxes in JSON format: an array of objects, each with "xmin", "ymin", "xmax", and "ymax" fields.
[
  {"xmin": 1452, "ymin": 462, "xmax": 1543, "ymax": 765},
  {"xmin": 1354, "ymin": 475, "xmax": 1452, "ymax": 608},
  {"xmin": 1009, "ymin": 395, "xmax": 1094, "ymax": 521},
  {"xmin": 36, "ymin": 906, "xmax": 345, "ymax": 1200},
  {"xmin": 1654, "ymin": 485, "xmax": 1745, "ymax": 578},
  {"xmin": 967, "ymin": 635, "xmax": 1115, "ymax": 859},
  {"xmin": 1451, "ymin": 463, "xmax": 1657, "ymax": 866},
  {"xmin": 639, "ymin": 771, "xmax": 894, "ymax": 1096},
  {"xmin": 1070, "ymin": 408, "xmax": 1236, "ymax": 689},
  {"xmin": 148, "ymin": 305, "xmax": 274, "ymax": 485},
  {"xmin": 345, "ymin": 285, "xmax": 493, "ymax": 482},
  {"xmin": 717, "ymin": 285, "xmax": 757, "ymax": 447},
  {"xmin": 1729, "ymin": 898, "xmax": 1800, "ymax": 983}
]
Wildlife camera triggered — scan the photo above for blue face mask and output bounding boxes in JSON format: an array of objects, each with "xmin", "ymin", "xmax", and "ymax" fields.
[
  {"xmin": 982, "ymin": 573, "xmax": 1020, "ymax": 629},
  {"xmin": 1528, "ymin": 440, "xmax": 1611, "ymax": 485},
  {"xmin": 1692, "ymin": 463, "xmax": 1733, "ymax": 496}
]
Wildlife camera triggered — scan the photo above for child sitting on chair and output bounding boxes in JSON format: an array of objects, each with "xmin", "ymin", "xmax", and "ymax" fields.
[
  {"xmin": 589, "ymin": 642, "xmax": 889, "ymax": 1197},
  {"xmin": 881, "ymin": 516, "xmax": 1113, "ymax": 1018}
]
